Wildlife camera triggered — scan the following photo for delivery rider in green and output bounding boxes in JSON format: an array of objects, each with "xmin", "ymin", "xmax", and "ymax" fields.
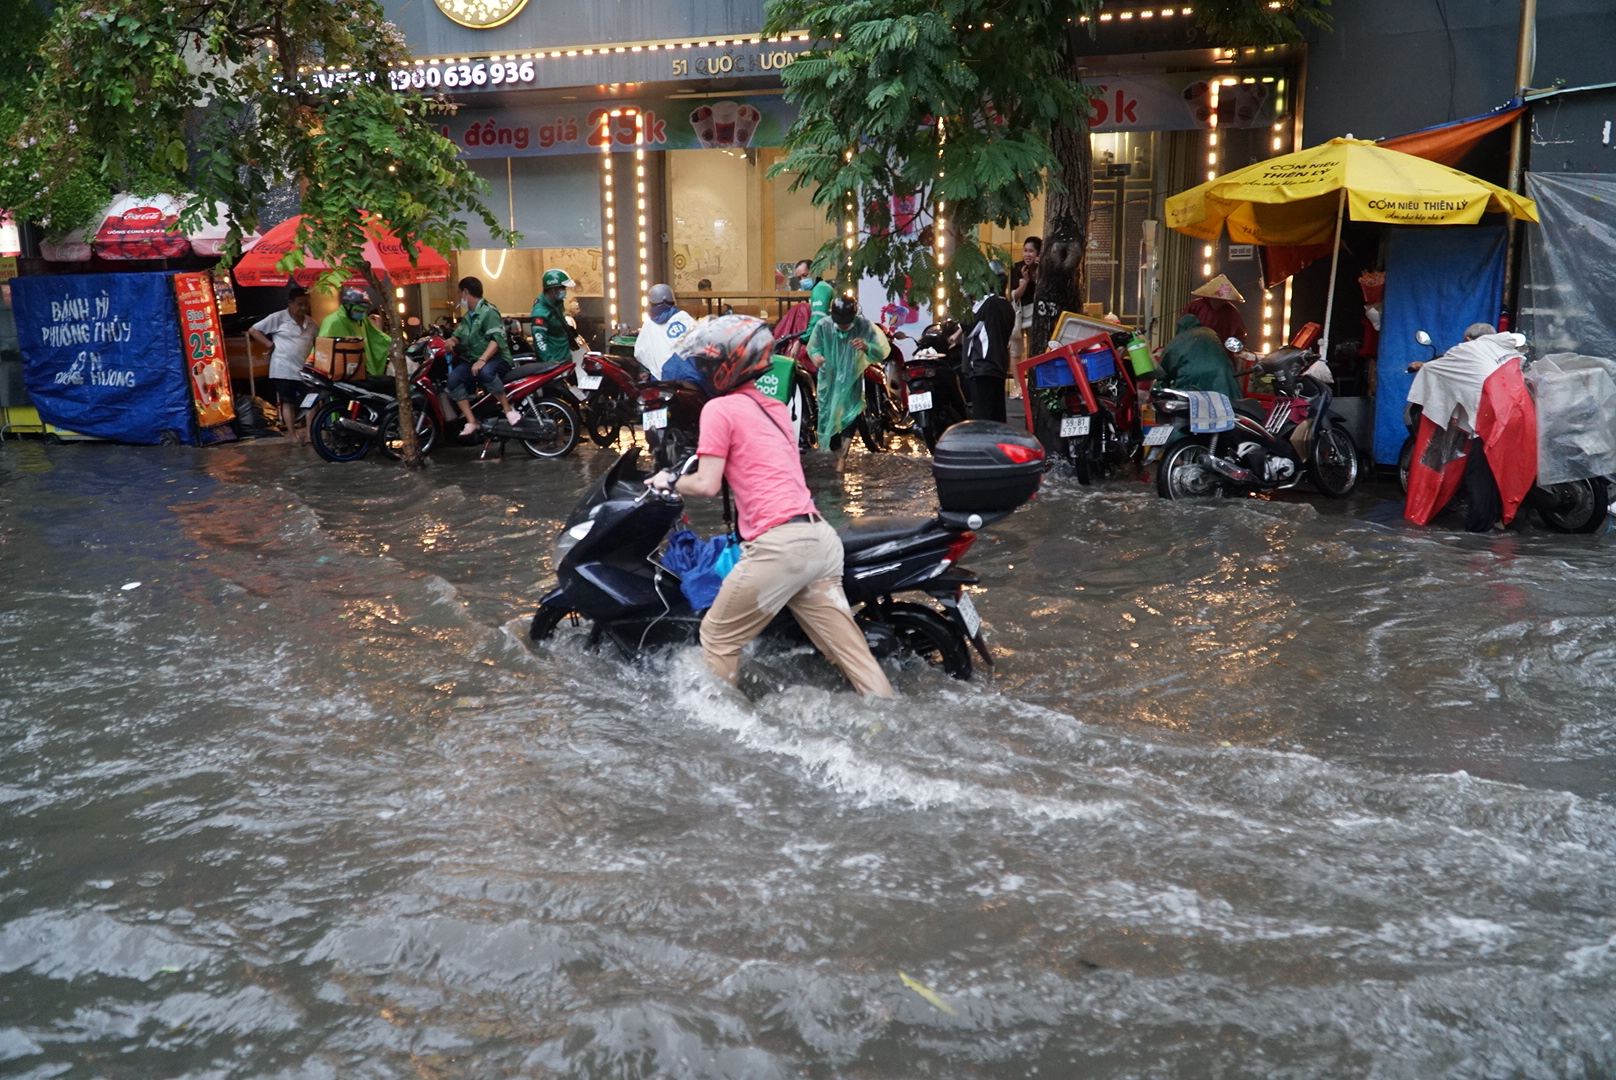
[
  {"xmin": 449, "ymin": 275, "xmax": 522, "ymax": 436},
  {"xmin": 530, "ymin": 268, "xmax": 585, "ymax": 365},
  {"xmin": 319, "ymin": 287, "xmax": 393, "ymax": 379}
]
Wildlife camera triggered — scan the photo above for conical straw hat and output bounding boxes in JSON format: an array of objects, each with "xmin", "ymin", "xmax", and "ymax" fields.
[{"xmin": 1190, "ymin": 273, "xmax": 1244, "ymax": 303}]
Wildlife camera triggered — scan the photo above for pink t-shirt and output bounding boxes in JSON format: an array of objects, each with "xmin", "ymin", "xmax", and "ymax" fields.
[{"xmin": 696, "ymin": 386, "xmax": 818, "ymax": 540}]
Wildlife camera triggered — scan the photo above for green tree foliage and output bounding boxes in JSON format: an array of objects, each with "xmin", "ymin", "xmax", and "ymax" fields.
[
  {"xmin": 1, "ymin": 0, "xmax": 514, "ymax": 465},
  {"xmin": 765, "ymin": 0, "xmax": 1330, "ymax": 318},
  {"xmin": 764, "ymin": 0, "xmax": 1097, "ymax": 311}
]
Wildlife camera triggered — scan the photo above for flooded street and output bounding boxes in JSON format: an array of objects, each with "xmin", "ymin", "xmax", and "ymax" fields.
[{"xmin": 2, "ymin": 437, "xmax": 1614, "ymax": 1078}]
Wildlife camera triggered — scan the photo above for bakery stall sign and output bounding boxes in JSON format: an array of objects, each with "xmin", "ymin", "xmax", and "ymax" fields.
[{"xmin": 433, "ymin": 0, "xmax": 528, "ymax": 29}]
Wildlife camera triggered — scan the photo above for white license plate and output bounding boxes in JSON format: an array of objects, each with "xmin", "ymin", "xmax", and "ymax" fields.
[
  {"xmin": 957, "ymin": 592, "xmax": 981, "ymax": 637},
  {"xmin": 642, "ymin": 407, "xmax": 668, "ymax": 430},
  {"xmin": 907, "ymin": 391, "xmax": 933, "ymax": 413},
  {"xmin": 1144, "ymin": 424, "xmax": 1175, "ymax": 446},
  {"xmin": 576, "ymin": 371, "xmax": 603, "ymax": 391},
  {"xmin": 299, "ymin": 392, "xmax": 319, "ymax": 408},
  {"xmin": 1060, "ymin": 414, "xmax": 1091, "ymax": 437}
]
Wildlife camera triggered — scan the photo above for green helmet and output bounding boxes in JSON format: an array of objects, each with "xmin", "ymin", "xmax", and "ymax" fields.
[{"xmin": 542, "ymin": 269, "xmax": 577, "ymax": 290}]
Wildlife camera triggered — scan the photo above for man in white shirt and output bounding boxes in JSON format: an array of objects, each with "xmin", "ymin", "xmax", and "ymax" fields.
[
  {"xmin": 633, "ymin": 283, "xmax": 693, "ymax": 380},
  {"xmin": 249, "ymin": 286, "xmax": 318, "ymax": 443}
]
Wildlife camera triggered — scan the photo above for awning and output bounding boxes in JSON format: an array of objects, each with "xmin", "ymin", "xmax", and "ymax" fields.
[{"xmin": 1377, "ymin": 100, "xmax": 1524, "ymax": 169}]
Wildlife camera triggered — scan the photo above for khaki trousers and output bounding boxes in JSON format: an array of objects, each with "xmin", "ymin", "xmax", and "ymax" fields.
[{"xmin": 699, "ymin": 520, "xmax": 894, "ymax": 698}]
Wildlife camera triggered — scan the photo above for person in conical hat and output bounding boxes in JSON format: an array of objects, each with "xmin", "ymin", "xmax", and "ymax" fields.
[{"xmin": 1184, "ymin": 273, "xmax": 1249, "ymax": 350}]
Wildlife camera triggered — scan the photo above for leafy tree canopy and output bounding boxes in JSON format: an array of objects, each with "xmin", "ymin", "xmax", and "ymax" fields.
[
  {"xmin": 765, "ymin": 0, "xmax": 1099, "ymax": 309},
  {"xmin": 1, "ymin": 0, "xmax": 509, "ymax": 280},
  {"xmin": 765, "ymin": 0, "xmax": 1330, "ymax": 311}
]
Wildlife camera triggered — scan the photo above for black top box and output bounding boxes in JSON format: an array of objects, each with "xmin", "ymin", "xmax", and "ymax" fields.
[{"xmin": 931, "ymin": 421, "xmax": 1044, "ymax": 514}]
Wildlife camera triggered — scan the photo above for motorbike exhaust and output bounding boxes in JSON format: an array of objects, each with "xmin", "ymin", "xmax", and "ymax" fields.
[
  {"xmin": 1204, "ymin": 455, "xmax": 1257, "ymax": 483},
  {"xmin": 335, "ymin": 415, "xmax": 380, "ymax": 438}
]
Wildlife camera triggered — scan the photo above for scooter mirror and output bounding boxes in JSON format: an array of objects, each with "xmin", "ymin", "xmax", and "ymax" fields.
[
  {"xmin": 1414, "ymin": 330, "xmax": 1432, "ymax": 346},
  {"xmin": 1223, "ymin": 337, "xmax": 1244, "ymax": 353}
]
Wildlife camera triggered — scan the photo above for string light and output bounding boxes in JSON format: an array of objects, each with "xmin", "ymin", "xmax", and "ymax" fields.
[
  {"xmin": 601, "ymin": 111, "xmax": 618, "ymax": 326},
  {"xmin": 635, "ymin": 109, "xmax": 649, "ymax": 323},
  {"xmin": 934, "ymin": 118, "xmax": 948, "ymax": 319}
]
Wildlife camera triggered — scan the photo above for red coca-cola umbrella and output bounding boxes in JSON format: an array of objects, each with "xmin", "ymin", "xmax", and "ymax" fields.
[
  {"xmin": 40, "ymin": 193, "xmax": 257, "ymax": 261},
  {"xmin": 233, "ymin": 215, "xmax": 450, "ymax": 287}
]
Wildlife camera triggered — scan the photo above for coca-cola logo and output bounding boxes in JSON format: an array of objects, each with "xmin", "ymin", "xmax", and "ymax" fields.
[{"xmin": 121, "ymin": 206, "xmax": 165, "ymax": 225}]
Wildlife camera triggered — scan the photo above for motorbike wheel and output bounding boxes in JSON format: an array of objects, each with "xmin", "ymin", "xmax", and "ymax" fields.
[
  {"xmin": 518, "ymin": 396, "xmax": 582, "ymax": 459},
  {"xmin": 886, "ymin": 382, "xmax": 917, "ymax": 435},
  {"xmin": 1534, "ymin": 477, "xmax": 1610, "ymax": 533},
  {"xmin": 308, "ymin": 402, "xmax": 372, "ymax": 463},
  {"xmin": 378, "ymin": 396, "xmax": 440, "ymax": 461},
  {"xmin": 859, "ymin": 380, "xmax": 891, "ymax": 454},
  {"xmin": 529, "ymin": 605, "xmax": 568, "ymax": 641},
  {"xmin": 883, "ymin": 603, "xmax": 972, "ymax": 680},
  {"xmin": 793, "ymin": 371, "xmax": 819, "ymax": 451},
  {"xmin": 1308, "ymin": 425, "xmax": 1361, "ymax": 497},
  {"xmin": 1156, "ymin": 439, "xmax": 1224, "ymax": 500},
  {"xmin": 585, "ymin": 389, "xmax": 624, "ymax": 447},
  {"xmin": 1397, "ymin": 435, "xmax": 1415, "ymax": 495}
]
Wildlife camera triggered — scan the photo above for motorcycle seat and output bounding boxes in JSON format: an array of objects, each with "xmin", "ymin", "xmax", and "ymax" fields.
[
  {"xmin": 839, "ymin": 514, "xmax": 941, "ymax": 554},
  {"xmin": 1232, "ymin": 397, "xmax": 1268, "ymax": 423},
  {"xmin": 507, "ymin": 361, "xmax": 567, "ymax": 380}
]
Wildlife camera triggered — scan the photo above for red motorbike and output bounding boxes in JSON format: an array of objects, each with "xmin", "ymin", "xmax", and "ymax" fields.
[
  {"xmin": 404, "ymin": 334, "xmax": 581, "ymax": 459},
  {"xmin": 1020, "ymin": 331, "xmax": 1144, "ymax": 484},
  {"xmin": 566, "ymin": 350, "xmax": 649, "ymax": 447}
]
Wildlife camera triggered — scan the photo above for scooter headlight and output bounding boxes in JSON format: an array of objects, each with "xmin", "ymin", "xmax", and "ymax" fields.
[{"xmin": 554, "ymin": 517, "xmax": 595, "ymax": 561}]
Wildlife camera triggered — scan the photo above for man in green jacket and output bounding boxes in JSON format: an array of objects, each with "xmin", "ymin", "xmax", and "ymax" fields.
[
  {"xmin": 795, "ymin": 259, "xmax": 836, "ymax": 342},
  {"xmin": 449, "ymin": 275, "xmax": 521, "ymax": 436},
  {"xmin": 319, "ymin": 287, "xmax": 392, "ymax": 379},
  {"xmin": 530, "ymin": 268, "xmax": 583, "ymax": 364}
]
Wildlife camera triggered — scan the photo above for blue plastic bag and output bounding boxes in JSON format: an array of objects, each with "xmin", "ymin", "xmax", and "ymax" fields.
[{"xmin": 662, "ymin": 529, "xmax": 737, "ymax": 611}]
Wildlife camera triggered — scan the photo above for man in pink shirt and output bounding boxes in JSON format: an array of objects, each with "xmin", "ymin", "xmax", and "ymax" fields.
[{"xmin": 645, "ymin": 316, "xmax": 892, "ymax": 698}]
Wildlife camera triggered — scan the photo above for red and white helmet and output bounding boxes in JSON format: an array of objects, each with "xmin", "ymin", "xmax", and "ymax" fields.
[{"xmin": 675, "ymin": 315, "xmax": 776, "ymax": 396}]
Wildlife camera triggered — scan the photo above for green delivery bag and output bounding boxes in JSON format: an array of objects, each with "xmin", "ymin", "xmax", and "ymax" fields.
[{"xmin": 752, "ymin": 355, "xmax": 796, "ymax": 403}]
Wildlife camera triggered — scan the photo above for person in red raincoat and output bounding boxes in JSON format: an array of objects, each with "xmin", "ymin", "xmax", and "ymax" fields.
[{"xmin": 1404, "ymin": 328, "xmax": 1537, "ymax": 531}]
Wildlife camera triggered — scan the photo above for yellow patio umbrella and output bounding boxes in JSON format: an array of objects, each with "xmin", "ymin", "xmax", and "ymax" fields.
[{"xmin": 1165, "ymin": 137, "xmax": 1538, "ymax": 357}]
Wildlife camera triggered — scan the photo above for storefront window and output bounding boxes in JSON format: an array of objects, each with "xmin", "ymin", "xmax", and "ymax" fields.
[
  {"xmin": 448, "ymin": 155, "xmax": 604, "ymax": 335},
  {"xmin": 666, "ymin": 146, "xmax": 835, "ymax": 317}
]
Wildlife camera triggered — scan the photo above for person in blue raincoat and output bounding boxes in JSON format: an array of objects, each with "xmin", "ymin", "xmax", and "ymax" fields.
[{"xmin": 807, "ymin": 296, "xmax": 890, "ymax": 473}]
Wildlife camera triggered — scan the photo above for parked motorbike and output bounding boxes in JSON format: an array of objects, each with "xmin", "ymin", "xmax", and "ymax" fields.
[
  {"xmin": 902, "ymin": 321, "xmax": 970, "ymax": 452},
  {"xmin": 566, "ymin": 350, "xmax": 648, "ymax": 447},
  {"xmin": 1396, "ymin": 330, "xmax": 1608, "ymax": 532},
  {"xmin": 404, "ymin": 334, "xmax": 582, "ymax": 459},
  {"xmin": 528, "ymin": 422, "xmax": 1046, "ymax": 681},
  {"xmin": 638, "ymin": 376, "xmax": 708, "ymax": 471},
  {"xmin": 300, "ymin": 368, "xmax": 440, "ymax": 464},
  {"xmin": 1152, "ymin": 343, "xmax": 1361, "ymax": 500},
  {"xmin": 1028, "ymin": 331, "xmax": 1145, "ymax": 484}
]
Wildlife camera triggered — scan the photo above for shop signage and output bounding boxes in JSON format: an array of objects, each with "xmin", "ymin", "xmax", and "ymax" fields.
[
  {"xmin": 13, "ymin": 273, "xmax": 198, "ymax": 444},
  {"xmin": 372, "ymin": 41, "xmax": 810, "ymax": 95},
  {"xmin": 440, "ymin": 93, "xmax": 797, "ymax": 158},
  {"xmin": 173, "ymin": 272, "xmax": 236, "ymax": 429},
  {"xmin": 1087, "ymin": 73, "xmax": 1281, "ymax": 132}
]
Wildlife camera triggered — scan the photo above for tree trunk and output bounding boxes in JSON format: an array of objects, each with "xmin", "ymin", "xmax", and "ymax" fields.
[
  {"xmin": 1028, "ymin": 40, "xmax": 1092, "ymax": 456},
  {"xmin": 360, "ymin": 266, "xmax": 423, "ymax": 469}
]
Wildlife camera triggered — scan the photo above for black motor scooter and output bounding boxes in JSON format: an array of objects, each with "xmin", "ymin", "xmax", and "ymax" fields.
[
  {"xmin": 528, "ymin": 423, "xmax": 1045, "ymax": 681},
  {"xmin": 1152, "ymin": 344, "xmax": 1361, "ymax": 500},
  {"xmin": 903, "ymin": 320, "xmax": 970, "ymax": 452}
]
